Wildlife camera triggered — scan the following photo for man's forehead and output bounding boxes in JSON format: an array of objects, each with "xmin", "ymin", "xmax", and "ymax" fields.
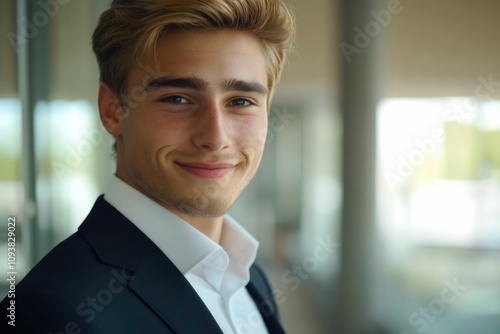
[{"xmin": 124, "ymin": 30, "xmax": 270, "ymax": 95}]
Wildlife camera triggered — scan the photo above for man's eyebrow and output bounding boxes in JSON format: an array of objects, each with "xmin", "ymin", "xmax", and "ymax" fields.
[
  {"xmin": 143, "ymin": 76, "xmax": 268, "ymax": 95},
  {"xmin": 144, "ymin": 77, "xmax": 208, "ymax": 92},
  {"xmin": 223, "ymin": 79, "xmax": 268, "ymax": 95}
]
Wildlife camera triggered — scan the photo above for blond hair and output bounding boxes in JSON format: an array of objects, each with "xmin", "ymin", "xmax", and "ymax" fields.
[{"xmin": 92, "ymin": 0, "xmax": 295, "ymax": 104}]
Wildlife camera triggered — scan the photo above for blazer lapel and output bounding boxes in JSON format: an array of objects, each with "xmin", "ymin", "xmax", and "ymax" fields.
[
  {"xmin": 128, "ymin": 243, "xmax": 223, "ymax": 333},
  {"xmin": 78, "ymin": 196, "xmax": 223, "ymax": 333},
  {"xmin": 246, "ymin": 268, "xmax": 286, "ymax": 334}
]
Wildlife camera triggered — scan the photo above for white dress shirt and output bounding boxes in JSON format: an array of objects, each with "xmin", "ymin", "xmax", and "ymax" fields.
[{"xmin": 104, "ymin": 176, "xmax": 269, "ymax": 334}]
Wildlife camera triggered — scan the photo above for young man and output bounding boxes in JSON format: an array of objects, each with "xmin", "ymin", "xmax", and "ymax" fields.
[{"xmin": 1, "ymin": 0, "xmax": 295, "ymax": 333}]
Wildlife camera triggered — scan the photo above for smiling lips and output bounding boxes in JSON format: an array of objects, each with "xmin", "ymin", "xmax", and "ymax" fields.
[{"xmin": 175, "ymin": 161, "xmax": 236, "ymax": 179}]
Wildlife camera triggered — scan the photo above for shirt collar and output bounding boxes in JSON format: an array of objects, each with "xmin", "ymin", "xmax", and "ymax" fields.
[{"xmin": 103, "ymin": 175, "xmax": 258, "ymax": 283}]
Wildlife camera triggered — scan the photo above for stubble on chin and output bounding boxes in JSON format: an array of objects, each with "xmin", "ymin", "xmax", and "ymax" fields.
[
  {"xmin": 169, "ymin": 175, "xmax": 244, "ymax": 218},
  {"xmin": 129, "ymin": 166, "xmax": 239, "ymax": 218}
]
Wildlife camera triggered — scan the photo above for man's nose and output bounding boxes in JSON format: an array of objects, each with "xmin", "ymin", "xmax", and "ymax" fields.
[{"xmin": 192, "ymin": 102, "xmax": 231, "ymax": 152}]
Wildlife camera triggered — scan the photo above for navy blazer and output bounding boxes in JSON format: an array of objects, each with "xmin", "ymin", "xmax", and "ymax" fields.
[{"xmin": 1, "ymin": 196, "xmax": 285, "ymax": 333}]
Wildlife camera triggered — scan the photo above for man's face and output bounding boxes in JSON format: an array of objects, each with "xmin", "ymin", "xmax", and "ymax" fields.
[{"xmin": 111, "ymin": 30, "xmax": 269, "ymax": 219}]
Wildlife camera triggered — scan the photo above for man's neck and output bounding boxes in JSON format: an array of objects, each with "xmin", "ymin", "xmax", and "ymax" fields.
[
  {"xmin": 182, "ymin": 215, "xmax": 224, "ymax": 244},
  {"xmin": 114, "ymin": 171, "xmax": 225, "ymax": 244},
  {"xmin": 156, "ymin": 202, "xmax": 225, "ymax": 244}
]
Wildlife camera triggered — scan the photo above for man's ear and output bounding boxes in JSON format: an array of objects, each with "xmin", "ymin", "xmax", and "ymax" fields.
[{"xmin": 98, "ymin": 83, "xmax": 123, "ymax": 136}]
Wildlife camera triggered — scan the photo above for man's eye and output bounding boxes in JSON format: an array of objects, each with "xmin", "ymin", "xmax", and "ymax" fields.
[
  {"xmin": 162, "ymin": 96, "xmax": 189, "ymax": 104},
  {"xmin": 229, "ymin": 99, "xmax": 252, "ymax": 107}
]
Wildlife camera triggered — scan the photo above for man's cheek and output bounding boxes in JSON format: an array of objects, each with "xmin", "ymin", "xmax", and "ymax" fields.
[{"xmin": 241, "ymin": 121, "xmax": 268, "ymax": 148}]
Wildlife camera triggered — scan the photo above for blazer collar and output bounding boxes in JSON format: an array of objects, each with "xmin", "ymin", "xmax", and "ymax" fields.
[{"xmin": 78, "ymin": 196, "xmax": 223, "ymax": 333}]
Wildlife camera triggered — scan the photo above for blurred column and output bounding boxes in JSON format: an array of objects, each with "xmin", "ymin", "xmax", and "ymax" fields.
[
  {"xmin": 17, "ymin": 0, "xmax": 37, "ymax": 270},
  {"xmin": 338, "ymin": 0, "xmax": 383, "ymax": 333},
  {"xmin": 18, "ymin": 0, "xmax": 52, "ymax": 267}
]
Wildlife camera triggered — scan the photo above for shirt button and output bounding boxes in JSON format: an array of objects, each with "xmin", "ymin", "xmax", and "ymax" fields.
[{"xmin": 213, "ymin": 257, "xmax": 225, "ymax": 269}]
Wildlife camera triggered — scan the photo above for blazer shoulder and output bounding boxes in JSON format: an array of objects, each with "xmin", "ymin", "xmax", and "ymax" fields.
[{"xmin": 15, "ymin": 232, "xmax": 102, "ymax": 292}]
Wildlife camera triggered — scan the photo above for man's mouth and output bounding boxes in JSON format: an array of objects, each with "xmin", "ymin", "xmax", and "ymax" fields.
[{"xmin": 175, "ymin": 161, "xmax": 236, "ymax": 179}]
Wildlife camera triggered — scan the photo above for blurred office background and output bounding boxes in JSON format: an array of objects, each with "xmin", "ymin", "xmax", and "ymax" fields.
[{"xmin": 1, "ymin": 0, "xmax": 499, "ymax": 333}]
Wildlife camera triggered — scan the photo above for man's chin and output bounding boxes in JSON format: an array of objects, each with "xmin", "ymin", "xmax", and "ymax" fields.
[{"xmin": 167, "ymin": 197, "xmax": 234, "ymax": 219}]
